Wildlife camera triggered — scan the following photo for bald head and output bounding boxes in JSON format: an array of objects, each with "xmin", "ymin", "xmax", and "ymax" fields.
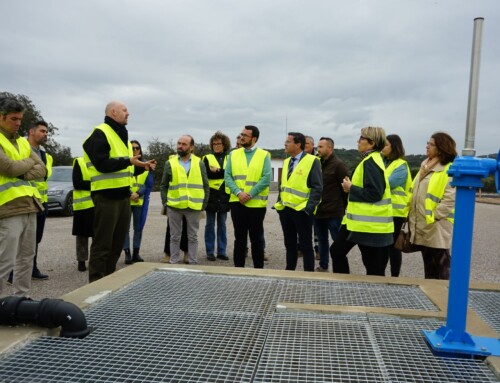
[{"xmin": 105, "ymin": 101, "xmax": 129, "ymax": 125}]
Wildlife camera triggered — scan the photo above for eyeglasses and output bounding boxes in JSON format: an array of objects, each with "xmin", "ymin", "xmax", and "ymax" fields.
[
  {"xmin": 132, "ymin": 146, "xmax": 140, "ymax": 150},
  {"xmin": 359, "ymin": 136, "xmax": 370, "ymax": 142},
  {"xmin": 240, "ymin": 133, "xmax": 252, "ymax": 138}
]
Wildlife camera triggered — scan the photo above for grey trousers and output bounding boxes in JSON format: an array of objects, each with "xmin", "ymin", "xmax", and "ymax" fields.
[
  {"xmin": 167, "ymin": 207, "xmax": 201, "ymax": 264},
  {"xmin": 0, "ymin": 213, "xmax": 36, "ymax": 297}
]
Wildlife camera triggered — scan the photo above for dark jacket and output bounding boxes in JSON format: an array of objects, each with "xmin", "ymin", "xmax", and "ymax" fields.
[
  {"xmin": 82, "ymin": 116, "xmax": 142, "ymax": 200},
  {"xmin": 315, "ymin": 153, "xmax": 349, "ymax": 219},
  {"xmin": 204, "ymin": 153, "xmax": 230, "ymax": 213}
]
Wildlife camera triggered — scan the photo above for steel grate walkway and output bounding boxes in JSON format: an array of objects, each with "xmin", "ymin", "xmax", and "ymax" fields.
[
  {"xmin": 0, "ymin": 271, "xmax": 497, "ymax": 382},
  {"xmin": 254, "ymin": 312, "xmax": 499, "ymax": 382},
  {"xmin": 469, "ymin": 289, "xmax": 500, "ymax": 334},
  {"xmin": 277, "ymin": 279, "xmax": 438, "ymax": 310}
]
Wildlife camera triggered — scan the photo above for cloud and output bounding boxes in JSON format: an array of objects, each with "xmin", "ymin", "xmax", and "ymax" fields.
[{"xmin": 2, "ymin": 0, "xmax": 499, "ymax": 157}]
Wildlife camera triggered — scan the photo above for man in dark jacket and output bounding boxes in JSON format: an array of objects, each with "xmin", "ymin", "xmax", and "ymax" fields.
[
  {"xmin": 82, "ymin": 101, "xmax": 155, "ymax": 282},
  {"xmin": 314, "ymin": 137, "xmax": 349, "ymax": 272}
]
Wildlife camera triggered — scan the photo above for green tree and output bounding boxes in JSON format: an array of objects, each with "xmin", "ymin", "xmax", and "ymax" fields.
[{"xmin": 0, "ymin": 91, "xmax": 72, "ymax": 165}]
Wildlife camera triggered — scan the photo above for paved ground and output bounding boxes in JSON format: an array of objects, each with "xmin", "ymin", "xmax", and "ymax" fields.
[{"xmin": 4, "ymin": 192, "xmax": 499, "ymax": 300}]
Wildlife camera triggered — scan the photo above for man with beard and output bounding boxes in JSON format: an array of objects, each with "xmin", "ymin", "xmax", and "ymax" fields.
[
  {"xmin": 26, "ymin": 121, "xmax": 52, "ymax": 280},
  {"xmin": 224, "ymin": 125, "xmax": 271, "ymax": 268},
  {"xmin": 83, "ymin": 101, "xmax": 155, "ymax": 282},
  {"xmin": 160, "ymin": 135, "xmax": 209, "ymax": 264}
]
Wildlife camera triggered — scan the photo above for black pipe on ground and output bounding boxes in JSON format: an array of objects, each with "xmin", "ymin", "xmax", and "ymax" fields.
[{"xmin": 0, "ymin": 296, "xmax": 91, "ymax": 339}]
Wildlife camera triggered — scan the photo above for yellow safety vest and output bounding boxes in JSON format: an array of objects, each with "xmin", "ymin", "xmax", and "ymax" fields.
[
  {"xmin": 83, "ymin": 123, "xmax": 133, "ymax": 191},
  {"xmin": 385, "ymin": 158, "xmax": 412, "ymax": 218},
  {"xmin": 0, "ymin": 134, "xmax": 41, "ymax": 205},
  {"xmin": 167, "ymin": 155, "xmax": 205, "ymax": 211},
  {"xmin": 344, "ymin": 152, "xmax": 394, "ymax": 233},
  {"xmin": 130, "ymin": 170, "xmax": 149, "ymax": 207},
  {"xmin": 274, "ymin": 154, "xmax": 317, "ymax": 212},
  {"xmin": 419, "ymin": 162, "xmax": 454, "ymax": 224},
  {"xmin": 203, "ymin": 153, "xmax": 227, "ymax": 190},
  {"xmin": 227, "ymin": 148, "xmax": 270, "ymax": 208},
  {"xmin": 32, "ymin": 150, "xmax": 53, "ymax": 203},
  {"xmin": 72, "ymin": 157, "xmax": 94, "ymax": 211}
]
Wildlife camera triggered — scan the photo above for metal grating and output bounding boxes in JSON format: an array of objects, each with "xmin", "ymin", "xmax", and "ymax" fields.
[
  {"xmin": 0, "ymin": 271, "xmax": 497, "ymax": 382},
  {"xmin": 254, "ymin": 312, "xmax": 499, "ymax": 383},
  {"xmin": 469, "ymin": 289, "xmax": 500, "ymax": 334},
  {"xmin": 277, "ymin": 279, "xmax": 438, "ymax": 311},
  {"xmin": 0, "ymin": 272, "xmax": 279, "ymax": 382}
]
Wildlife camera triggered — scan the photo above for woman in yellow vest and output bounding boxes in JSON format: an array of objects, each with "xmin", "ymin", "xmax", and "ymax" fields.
[
  {"xmin": 381, "ymin": 134, "xmax": 412, "ymax": 277},
  {"xmin": 331, "ymin": 126, "xmax": 394, "ymax": 276},
  {"xmin": 123, "ymin": 140, "xmax": 155, "ymax": 264},
  {"xmin": 203, "ymin": 131, "xmax": 231, "ymax": 261},
  {"xmin": 408, "ymin": 132, "xmax": 456, "ymax": 279},
  {"xmin": 72, "ymin": 157, "xmax": 95, "ymax": 272}
]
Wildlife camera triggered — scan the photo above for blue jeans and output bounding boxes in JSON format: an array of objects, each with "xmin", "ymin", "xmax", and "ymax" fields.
[
  {"xmin": 204, "ymin": 211, "xmax": 227, "ymax": 256},
  {"xmin": 314, "ymin": 217, "xmax": 342, "ymax": 269},
  {"xmin": 124, "ymin": 206, "xmax": 143, "ymax": 250}
]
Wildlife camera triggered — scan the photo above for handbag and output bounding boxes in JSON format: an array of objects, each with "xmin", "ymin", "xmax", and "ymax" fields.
[{"xmin": 394, "ymin": 222, "xmax": 418, "ymax": 253}]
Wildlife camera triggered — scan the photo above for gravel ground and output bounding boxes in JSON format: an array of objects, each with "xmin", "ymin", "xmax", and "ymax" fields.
[{"xmin": 4, "ymin": 192, "xmax": 499, "ymax": 300}]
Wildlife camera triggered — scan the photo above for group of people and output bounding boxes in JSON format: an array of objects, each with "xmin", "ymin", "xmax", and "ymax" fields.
[{"xmin": 0, "ymin": 94, "xmax": 457, "ymax": 298}]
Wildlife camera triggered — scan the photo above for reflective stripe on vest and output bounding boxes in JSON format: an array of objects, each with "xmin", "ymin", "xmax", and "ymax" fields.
[
  {"xmin": 72, "ymin": 157, "xmax": 94, "ymax": 211},
  {"xmin": 167, "ymin": 156, "xmax": 205, "ymax": 210},
  {"xmin": 385, "ymin": 158, "xmax": 412, "ymax": 218},
  {"xmin": 33, "ymin": 152, "xmax": 53, "ymax": 203},
  {"xmin": 82, "ymin": 124, "xmax": 133, "ymax": 191},
  {"xmin": 203, "ymin": 153, "xmax": 227, "ymax": 190},
  {"xmin": 274, "ymin": 154, "xmax": 316, "ymax": 212},
  {"xmin": 423, "ymin": 162, "xmax": 454, "ymax": 224},
  {"xmin": 228, "ymin": 148, "xmax": 270, "ymax": 207},
  {"xmin": 0, "ymin": 134, "xmax": 41, "ymax": 205},
  {"xmin": 130, "ymin": 170, "xmax": 149, "ymax": 207},
  {"xmin": 344, "ymin": 152, "xmax": 394, "ymax": 233}
]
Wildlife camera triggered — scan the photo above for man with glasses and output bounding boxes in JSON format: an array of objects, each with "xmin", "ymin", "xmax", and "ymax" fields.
[
  {"xmin": 224, "ymin": 125, "xmax": 271, "ymax": 268},
  {"xmin": 0, "ymin": 95, "xmax": 46, "ymax": 297},
  {"xmin": 83, "ymin": 101, "xmax": 155, "ymax": 282}
]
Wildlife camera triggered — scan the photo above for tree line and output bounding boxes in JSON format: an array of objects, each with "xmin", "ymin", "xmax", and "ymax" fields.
[{"xmin": 3, "ymin": 92, "xmax": 496, "ymax": 193}]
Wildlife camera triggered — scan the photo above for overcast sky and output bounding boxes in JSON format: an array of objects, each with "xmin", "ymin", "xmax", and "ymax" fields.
[{"xmin": 2, "ymin": 0, "xmax": 499, "ymax": 156}]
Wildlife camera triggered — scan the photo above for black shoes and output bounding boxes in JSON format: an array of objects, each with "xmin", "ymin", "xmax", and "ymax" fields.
[
  {"xmin": 78, "ymin": 261, "xmax": 87, "ymax": 272},
  {"xmin": 132, "ymin": 248, "xmax": 144, "ymax": 263},
  {"xmin": 207, "ymin": 254, "xmax": 216, "ymax": 261},
  {"xmin": 217, "ymin": 255, "xmax": 229, "ymax": 261},
  {"xmin": 124, "ymin": 249, "xmax": 133, "ymax": 265},
  {"xmin": 32, "ymin": 268, "xmax": 49, "ymax": 280}
]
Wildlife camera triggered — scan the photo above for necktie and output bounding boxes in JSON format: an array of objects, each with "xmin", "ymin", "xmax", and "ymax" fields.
[{"xmin": 287, "ymin": 157, "xmax": 296, "ymax": 179}]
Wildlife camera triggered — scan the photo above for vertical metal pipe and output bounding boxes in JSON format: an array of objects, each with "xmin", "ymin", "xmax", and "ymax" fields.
[{"xmin": 463, "ymin": 17, "xmax": 484, "ymax": 156}]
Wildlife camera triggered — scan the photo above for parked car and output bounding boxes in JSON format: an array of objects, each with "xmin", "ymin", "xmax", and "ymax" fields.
[{"xmin": 47, "ymin": 166, "xmax": 74, "ymax": 216}]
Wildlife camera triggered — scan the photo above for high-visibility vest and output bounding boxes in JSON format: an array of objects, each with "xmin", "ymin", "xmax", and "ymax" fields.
[
  {"xmin": 227, "ymin": 148, "xmax": 270, "ymax": 208},
  {"xmin": 274, "ymin": 154, "xmax": 317, "ymax": 212},
  {"xmin": 344, "ymin": 152, "xmax": 394, "ymax": 233},
  {"xmin": 72, "ymin": 157, "xmax": 94, "ymax": 211},
  {"xmin": 83, "ymin": 123, "xmax": 133, "ymax": 191},
  {"xmin": 0, "ymin": 134, "xmax": 41, "ymax": 206},
  {"xmin": 32, "ymin": 151, "xmax": 53, "ymax": 203},
  {"xmin": 385, "ymin": 158, "xmax": 412, "ymax": 218},
  {"xmin": 416, "ymin": 162, "xmax": 454, "ymax": 224},
  {"xmin": 167, "ymin": 155, "xmax": 205, "ymax": 211},
  {"xmin": 203, "ymin": 153, "xmax": 227, "ymax": 190},
  {"xmin": 130, "ymin": 170, "xmax": 149, "ymax": 207}
]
